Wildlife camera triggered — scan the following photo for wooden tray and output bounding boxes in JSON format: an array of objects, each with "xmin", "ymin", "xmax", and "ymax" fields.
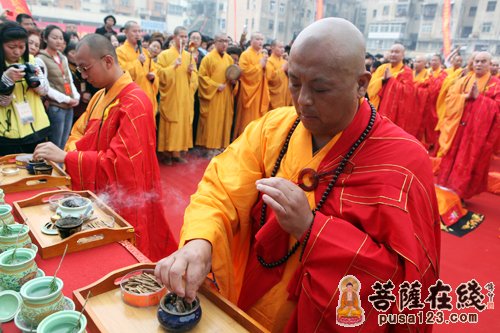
[
  {"xmin": 73, "ymin": 263, "xmax": 269, "ymax": 333},
  {"xmin": 0, "ymin": 154, "xmax": 71, "ymax": 193},
  {"xmin": 13, "ymin": 190, "xmax": 135, "ymax": 259}
]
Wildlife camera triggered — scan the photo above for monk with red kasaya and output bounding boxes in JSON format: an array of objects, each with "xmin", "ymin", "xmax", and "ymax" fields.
[
  {"xmin": 367, "ymin": 43, "xmax": 416, "ymax": 134},
  {"xmin": 155, "ymin": 18, "xmax": 440, "ymax": 332},
  {"xmin": 34, "ymin": 34, "xmax": 177, "ymax": 261},
  {"xmin": 437, "ymin": 51, "xmax": 500, "ymax": 199}
]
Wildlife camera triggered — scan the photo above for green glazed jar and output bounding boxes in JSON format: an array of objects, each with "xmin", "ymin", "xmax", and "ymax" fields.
[
  {"xmin": 0, "ymin": 248, "xmax": 38, "ymax": 291},
  {"xmin": 0, "ymin": 224, "xmax": 32, "ymax": 254},
  {"xmin": 19, "ymin": 276, "xmax": 66, "ymax": 326},
  {"xmin": 0, "ymin": 204, "xmax": 15, "ymax": 225}
]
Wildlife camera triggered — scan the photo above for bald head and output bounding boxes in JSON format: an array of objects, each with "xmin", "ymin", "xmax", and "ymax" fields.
[
  {"xmin": 491, "ymin": 58, "xmax": 499, "ymax": 75},
  {"xmin": 287, "ymin": 18, "xmax": 371, "ymax": 142},
  {"xmin": 388, "ymin": 43, "xmax": 405, "ymax": 65},
  {"xmin": 290, "ymin": 18, "xmax": 366, "ymax": 76},
  {"xmin": 414, "ymin": 56, "xmax": 427, "ymax": 72},
  {"xmin": 473, "ymin": 51, "xmax": 492, "ymax": 77},
  {"xmin": 77, "ymin": 33, "xmax": 118, "ymax": 62},
  {"xmin": 250, "ymin": 32, "xmax": 264, "ymax": 51}
]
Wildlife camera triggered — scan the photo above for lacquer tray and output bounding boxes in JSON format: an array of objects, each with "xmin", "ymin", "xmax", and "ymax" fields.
[
  {"xmin": 13, "ymin": 190, "xmax": 135, "ymax": 259},
  {"xmin": 0, "ymin": 154, "xmax": 71, "ymax": 193},
  {"xmin": 73, "ymin": 263, "xmax": 269, "ymax": 333}
]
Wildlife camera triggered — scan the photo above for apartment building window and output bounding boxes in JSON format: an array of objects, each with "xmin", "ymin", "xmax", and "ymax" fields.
[
  {"xmin": 380, "ymin": 24, "xmax": 389, "ymax": 32},
  {"xmin": 219, "ymin": 3, "xmax": 224, "ymax": 11},
  {"xmin": 383, "ymin": 5, "xmax": 389, "ymax": 15},
  {"xmin": 369, "ymin": 24, "xmax": 378, "ymax": 33},
  {"xmin": 474, "ymin": 44, "xmax": 488, "ymax": 51},
  {"xmin": 268, "ymin": 20, "xmax": 274, "ymax": 31},
  {"xmin": 396, "ymin": 4, "xmax": 408, "ymax": 17},
  {"xmin": 482, "ymin": 22, "xmax": 492, "ymax": 33},
  {"xmin": 461, "ymin": 26, "xmax": 472, "ymax": 38},
  {"xmin": 120, "ymin": 0, "xmax": 129, "ymax": 6},
  {"xmin": 245, "ymin": 18, "xmax": 248, "ymax": 27},
  {"xmin": 219, "ymin": 19, "xmax": 226, "ymax": 30},
  {"xmin": 496, "ymin": 44, "xmax": 500, "ymax": 55},
  {"xmin": 270, "ymin": 0, "xmax": 276, "ymax": 12},
  {"xmin": 420, "ymin": 23, "xmax": 432, "ymax": 33},
  {"xmin": 154, "ymin": 2, "xmax": 162, "ymax": 12},
  {"xmin": 486, "ymin": 1, "xmax": 497, "ymax": 12},
  {"xmin": 278, "ymin": 21, "xmax": 284, "ymax": 32},
  {"xmin": 390, "ymin": 24, "xmax": 400, "ymax": 32},
  {"xmin": 469, "ymin": 6, "xmax": 477, "ymax": 16},
  {"xmin": 280, "ymin": 3, "xmax": 285, "ymax": 13},
  {"xmin": 373, "ymin": 9, "xmax": 377, "ymax": 17},
  {"xmin": 422, "ymin": 4, "xmax": 437, "ymax": 19},
  {"xmin": 247, "ymin": 0, "xmax": 250, "ymax": 10}
]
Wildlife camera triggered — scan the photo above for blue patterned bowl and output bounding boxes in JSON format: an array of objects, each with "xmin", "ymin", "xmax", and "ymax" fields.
[{"xmin": 157, "ymin": 293, "xmax": 202, "ymax": 332}]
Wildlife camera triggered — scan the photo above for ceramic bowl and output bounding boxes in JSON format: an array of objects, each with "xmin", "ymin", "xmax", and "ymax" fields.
[
  {"xmin": 157, "ymin": 293, "xmax": 202, "ymax": 332},
  {"xmin": 120, "ymin": 269, "xmax": 166, "ymax": 307},
  {"xmin": 0, "ymin": 204, "xmax": 15, "ymax": 225},
  {"xmin": 15, "ymin": 154, "xmax": 32, "ymax": 168},
  {"xmin": 37, "ymin": 310, "xmax": 87, "ymax": 333},
  {"xmin": 0, "ymin": 224, "xmax": 32, "ymax": 254},
  {"xmin": 0, "ymin": 248, "xmax": 38, "ymax": 291},
  {"xmin": 33, "ymin": 165, "xmax": 53, "ymax": 175},
  {"xmin": 0, "ymin": 289, "xmax": 22, "ymax": 322},
  {"xmin": 48, "ymin": 193, "xmax": 81, "ymax": 212},
  {"xmin": 19, "ymin": 276, "xmax": 66, "ymax": 326},
  {"xmin": 57, "ymin": 197, "xmax": 92, "ymax": 218},
  {"xmin": 1, "ymin": 166, "xmax": 20, "ymax": 176},
  {"xmin": 55, "ymin": 217, "xmax": 83, "ymax": 239}
]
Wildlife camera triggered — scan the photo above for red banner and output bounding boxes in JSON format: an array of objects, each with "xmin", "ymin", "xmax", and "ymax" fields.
[
  {"xmin": 316, "ymin": 0, "xmax": 324, "ymax": 20},
  {"xmin": 1, "ymin": 0, "xmax": 31, "ymax": 19},
  {"xmin": 442, "ymin": 0, "xmax": 451, "ymax": 57}
]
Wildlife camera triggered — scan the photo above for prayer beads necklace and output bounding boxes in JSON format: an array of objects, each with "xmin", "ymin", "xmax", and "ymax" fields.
[{"xmin": 257, "ymin": 103, "xmax": 377, "ymax": 268}]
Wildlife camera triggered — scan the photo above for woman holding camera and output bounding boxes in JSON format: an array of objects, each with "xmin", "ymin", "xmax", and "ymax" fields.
[
  {"xmin": 0, "ymin": 21, "xmax": 49, "ymax": 155},
  {"xmin": 37, "ymin": 25, "xmax": 79, "ymax": 149}
]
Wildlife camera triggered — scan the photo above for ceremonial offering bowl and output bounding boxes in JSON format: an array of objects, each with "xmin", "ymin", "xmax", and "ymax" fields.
[
  {"xmin": 48, "ymin": 193, "xmax": 81, "ymax": 212},
  {"xmin": 37, "ymin": 310, "xmax": 87, "ymax": 333},
  {"xmin": 0, "ymin": 224, "xmax": 32, "ymax": 254},
  {"xmin": 33, "ymin": 165, "xmax": 53, "ymax": 175},
  {"xmin": 120, "ymin": 269, "xmax": 166, "ymax": 307},
  {"xmin": 0, "ymin": 204, "xmax": 15, "ymax": 225},
  {"xmin": 55, "ymin": 217, "xmax": 83, "ymax": 239},
  {"xmin": 19, "ymin": 276, "xmax": 66, "ymax": 327},
  {"xmin": 27, "ymin": 160, "xmax": 47, "ymax": 175},
  {"xmin": 15, "ymin": 154, "xmax": 32, "ymax": 168},
  {"xmin": 157, "ymin": 293, "xmax": 202, "ymax": 332},
  {"xmin": 1, "ymin": 166, "xmax": 20, "ymax": 176},
  {"xmin": 0, "ymin": 248, "xmax": 38, "ymax": 291},
  {"xmin": 57, "ymin": 197, "xmax": 92, "ymax": 218}
]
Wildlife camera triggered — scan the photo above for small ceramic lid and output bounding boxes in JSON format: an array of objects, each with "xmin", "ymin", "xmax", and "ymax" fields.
[{"xmin": 0, "ymin": 290, "xmax": 22, "ymax": 322}]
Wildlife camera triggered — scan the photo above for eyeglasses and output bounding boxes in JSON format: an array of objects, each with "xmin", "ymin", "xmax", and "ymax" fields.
[{"xmin": 76, "ymin": 55, "xmax": 107, "ymax": 73}]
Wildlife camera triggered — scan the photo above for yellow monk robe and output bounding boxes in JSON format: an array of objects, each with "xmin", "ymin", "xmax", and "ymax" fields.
[
  {"xmin": 367, "ymin": 62, "xmax": 405, "ymax": 110},
  {"xmin": 435, "ymin": 67, "xmax": 464, "ymax": 130},
  {"xmin": 116, "ymin": 40, "xmax": 159, "ymax": 114},
  {"xmin": 267, "ymin": 54, "xmax": 292, "ymax": 110},
  {"xmin": 156, "ymin": 46, "xmax": 198, "ymax": 152},
  {"xmin": 413, "ymin": 68, "xmax": 429, "ymax": 83},
  {"xmin": 233, "ymin": 47, "xmax": 270, "ymax": 139},
  {"xmin": 196, "ymin": 49, "xmax": 236, "ymax": 149},
  {"xmin": 181, "ymin": 107, "xmax": 341, "ymax": 331},
  {"xmin": 437, "ymin": 72, "xmax": 491, "ymax": 157}
]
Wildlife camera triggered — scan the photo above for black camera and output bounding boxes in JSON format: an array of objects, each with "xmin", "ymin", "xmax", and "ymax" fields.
[{"xmin": 11, "ymin": 63, "xmax": 41, "ymax": 88}]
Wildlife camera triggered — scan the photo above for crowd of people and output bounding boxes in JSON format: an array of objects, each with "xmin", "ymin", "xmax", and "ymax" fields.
[{"xmin": 1, "ymin": 11, "xmax": 498, "ymax": 332}]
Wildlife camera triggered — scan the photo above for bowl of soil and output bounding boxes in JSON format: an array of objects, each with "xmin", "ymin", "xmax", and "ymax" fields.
[{"xmin": 55, "ymin": 217, "xmax": 83, "ymax": 239}]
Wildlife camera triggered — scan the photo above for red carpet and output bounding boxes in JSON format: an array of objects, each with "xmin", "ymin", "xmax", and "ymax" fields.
[{"xmin": 161, "ymin": 152, "xmax": 500, "ymax": 332}]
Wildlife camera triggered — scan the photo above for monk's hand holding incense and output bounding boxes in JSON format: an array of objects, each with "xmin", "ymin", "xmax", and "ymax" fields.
[
  {"xmin": 256, "ymin": 177, "xmax": 314, "ymax": 240},
  {"xmin": 155, "ymin": 239, "xmax": 212, "ymax": 303},
  {"xmin": 33, "ymin": 142, "xmax": 67, "ymax": 163}
]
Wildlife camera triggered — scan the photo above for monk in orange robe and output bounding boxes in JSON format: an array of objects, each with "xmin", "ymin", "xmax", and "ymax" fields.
[
  {"xmin": 437, "ymin": 52, "xmax": 500, "ymax": 199},
  {"xmin": 233, "ymin": 32, "xmax": 270, "ymax": 139},
  {"xmin": 435, "ymin": 54, "xmax": 464, "ymax": 131},
  {"xmin": 268, "ymin": 40, "xmax": 292, "ymax": 110},
  {"xmin": 492, "ymin": 58, "xmax": 499, "ymax": 78},
  {"xmin": 411, "ymin": 55, "xmax": 430, "ymax": 138},
  {"xmin": 155, "ymin": 19, "xmax": 439, "ymax": 333},
  {"xmin": 419, "ymin": 55, "xmax": 447, "ymax": 153},
  {"xmin": 367, "ymin": 44, "xmax": 416, "ymax": 134},
  {"xmin": 33, "ymin": 34, "xmax": 177, "ymax": 261},
  {"xmin": 116, "ymin": 21, "xmax": 159, "ymax": 114}
]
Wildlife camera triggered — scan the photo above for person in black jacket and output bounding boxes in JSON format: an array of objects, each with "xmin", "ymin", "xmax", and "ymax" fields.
[{"xmin": 95, "ymin": 15, "xmax": 117, "ymax": 36}]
